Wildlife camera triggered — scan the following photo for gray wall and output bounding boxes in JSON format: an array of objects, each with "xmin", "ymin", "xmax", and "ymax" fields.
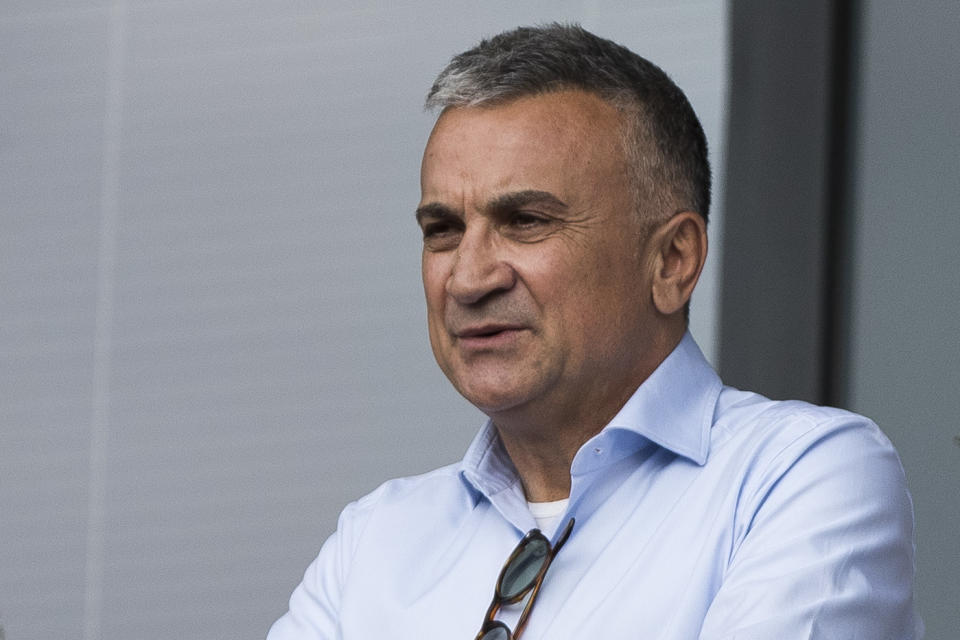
[
  {"xmin": 847, "ymin": 2, "xmax": 960, "ymax": 636},
  {"xmin": 0, "ymin": 2, "xmax": 729, "ymax": 638},
  {"xmin": 720, "ymin": 1, "xmax": 959, "ymax": 635}
]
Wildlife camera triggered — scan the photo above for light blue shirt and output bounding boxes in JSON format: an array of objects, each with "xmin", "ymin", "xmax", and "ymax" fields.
[{"xmin": 268, "ymin": 334, "xmax": 921, "ymax": 639}]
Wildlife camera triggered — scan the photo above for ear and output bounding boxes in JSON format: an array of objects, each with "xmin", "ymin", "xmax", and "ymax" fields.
[{"xmin": 650, "ymin": 211, "xmax": 708, "ymax": 316}]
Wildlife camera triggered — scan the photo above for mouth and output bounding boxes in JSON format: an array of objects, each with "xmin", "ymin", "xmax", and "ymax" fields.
[
  {"xmin": 457, "ymin": 323, "xmax": 524, "ymax": 337},
  {"xmin": 454, "ymin": 324, "xmax": 526, "ymax": 348}
]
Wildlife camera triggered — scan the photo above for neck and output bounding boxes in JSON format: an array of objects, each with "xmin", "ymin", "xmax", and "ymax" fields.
[
  {"xmin": 494, "ymin": 420, "xmax": 591, "ymax": 502},
  {"xmin": 491, "ymin": 325, "xmax": 685, "ymax": 502},
  {"xmin": 491, "ymin": 370, "xmax": 646, "ymax": 501}
]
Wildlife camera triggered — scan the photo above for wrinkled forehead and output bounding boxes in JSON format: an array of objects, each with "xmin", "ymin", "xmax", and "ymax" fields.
[
  {"xmin": 425, "ymin": 88, "xmax": 627, "ymax": 146},
  {"xmin": 420, "ymin": 90, "xmax": 631, "ymax": 205}
]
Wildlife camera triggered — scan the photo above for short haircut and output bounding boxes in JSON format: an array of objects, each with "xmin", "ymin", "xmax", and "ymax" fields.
[{"xmin": 425, "ymin": 23, "xmax": 711, "ymax": 225}]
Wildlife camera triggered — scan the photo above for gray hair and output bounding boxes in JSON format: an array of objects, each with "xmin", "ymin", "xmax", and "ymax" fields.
[{"xmin": 426, "ymin": 23, "xmax": 710, "ymax": 224}]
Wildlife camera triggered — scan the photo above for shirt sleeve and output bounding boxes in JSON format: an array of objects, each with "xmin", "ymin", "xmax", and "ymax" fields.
[
  {"xmin": 266, "ymin": 500, "xmax": 365, "ymax": 640},
  {"xmin": 698, "ymin": 414, "xmax": 922, "ymax": 639}
]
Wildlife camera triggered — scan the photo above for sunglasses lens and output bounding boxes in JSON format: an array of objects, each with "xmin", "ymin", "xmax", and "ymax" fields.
[
  {"xmin": 500, "ymin": 537, "xmax": 549, "ymax": 599},
  {"xmin": 478, "ymin": 625, "xmax": 511, "ymax": 640}
]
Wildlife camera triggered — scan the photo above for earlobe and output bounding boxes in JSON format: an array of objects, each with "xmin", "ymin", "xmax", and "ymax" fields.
[{"xmin": 651, "ymin": 212, "xmax": 708, "ymax": 316}]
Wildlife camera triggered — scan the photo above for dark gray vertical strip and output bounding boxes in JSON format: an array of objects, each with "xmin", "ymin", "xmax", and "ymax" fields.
[
  {"xmin": 719, "ymin": 1, "xmax": 835, "ymax": 403},
  {"xmin": 820, "ymin": 0, "xmax": 860, "ymax": 406}
]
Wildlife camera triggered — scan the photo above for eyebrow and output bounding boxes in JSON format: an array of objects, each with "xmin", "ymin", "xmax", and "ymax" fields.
[
  {"xmin": 488, "ymin": 190, "xmax": 568, "ymax": 214},
  {"xmin": 415, "ymin": 190, "xmax": 568, "ymax": 224},
  {"xmin": 415, "ymin": 202, "xmax": 456, "ymax": 225}
]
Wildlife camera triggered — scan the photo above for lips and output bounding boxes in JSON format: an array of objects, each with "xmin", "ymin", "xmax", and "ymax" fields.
[
  {"xmin": 453, "ymin": 323, "xmax": 527, "ymax": 349},
  {"xmin": 456, "ymin": 324, "xmax": 524, "ymax": 338}
]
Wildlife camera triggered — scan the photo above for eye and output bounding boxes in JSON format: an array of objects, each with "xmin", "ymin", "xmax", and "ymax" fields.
[
  {"xmin": 508, "ymin": 211, "xmax": 548, "ymax": 228},
  {"xmin": 422, "ymin": 221, "xmax": 450, "ymax": 237},
  {"xmin": 421, "ymin": 220, "xmax": 462, "ymax": 250},
  {"xmin": 502, "ymin": 210, "xmax": 556, "ymax": 241}
]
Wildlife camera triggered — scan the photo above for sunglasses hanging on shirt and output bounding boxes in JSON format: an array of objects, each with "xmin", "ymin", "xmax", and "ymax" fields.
[{"xmin": 475, "ymin": 517, "xmax": 575, "ymax": 640}]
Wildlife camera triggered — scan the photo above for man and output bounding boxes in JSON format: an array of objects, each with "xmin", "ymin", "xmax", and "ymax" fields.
[{"xmin": 269, "ymin": 24, "xmax": 920, "ymax": 639}]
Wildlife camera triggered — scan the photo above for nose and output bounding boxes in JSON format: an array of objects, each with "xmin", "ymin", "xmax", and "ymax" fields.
[{"xmin": 446, "ymin": 226, "xmax": 516, "ymax": 305}]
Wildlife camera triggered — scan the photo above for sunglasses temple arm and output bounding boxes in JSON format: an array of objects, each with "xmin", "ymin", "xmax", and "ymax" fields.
[{"xmin": 555, "ymin": 517, "xmax": 575, "ymax": 549}]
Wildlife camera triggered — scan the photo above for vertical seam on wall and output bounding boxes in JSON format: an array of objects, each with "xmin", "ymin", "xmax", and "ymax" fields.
[{"xmin": 84, "ymin": 2, "xmax": 126, "ymax": 638}]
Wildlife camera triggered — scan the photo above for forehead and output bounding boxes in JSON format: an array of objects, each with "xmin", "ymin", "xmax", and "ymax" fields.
[{"xmin": 420, "ymin": 90, "xmax": 628, "ymax": 205}]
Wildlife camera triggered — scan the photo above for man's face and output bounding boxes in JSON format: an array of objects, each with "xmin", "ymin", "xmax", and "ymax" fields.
[{"xmin": 418, "ymin": 90, "xmax": 663, "ymax": 422}]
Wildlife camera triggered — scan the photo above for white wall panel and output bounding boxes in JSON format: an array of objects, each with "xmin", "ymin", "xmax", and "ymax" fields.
[
  {"xmin": 0, "ymin": 2, "xmax": 728, "ymax": 637},
  {"xmin": 0, "ymin": 8, "xmax": 109, "ymax": 639}
]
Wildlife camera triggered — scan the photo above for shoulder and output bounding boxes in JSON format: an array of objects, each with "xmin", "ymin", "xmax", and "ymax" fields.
[
  {"xmin": 699, "ymin": 392, "xmax": 920, "ymax": 636},
  {"xmin": 337, "ymin": 461, "xmax": 470, "ymax": 542},
  {"xmin": 712, "ymin": 390, "xmax": 900, "ymax": 474},
  {"xmin": 710, "ymin": 390, "xmax": 913, "ymax": 550},
  {"xmin": 268, "ymin": 461, "xmax": 469, "ymax": 635}
]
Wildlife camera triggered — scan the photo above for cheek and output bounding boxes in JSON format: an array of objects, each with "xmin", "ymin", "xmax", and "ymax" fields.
[
  {"xmin": 422, "ymin": 255, "xmax": 451, "ymax": 338},
  {"xmin": 535, "ymin": 247, "xmax": 609, "ymax": 302},
  {"xmin": 555, "ymin": 244, "xmax": 641, "ymax": 326},
  {"xmin": 422, "ymin": 273, "xmax": 451, "ymax": 370},
  {"xmin": 421, "ymin": 255, "xmax": 445, "ymax": 305}
]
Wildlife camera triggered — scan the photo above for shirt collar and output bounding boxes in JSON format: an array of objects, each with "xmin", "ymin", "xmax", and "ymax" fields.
[
  {"xmin": 460, "ymin": 419, "xmax": 518, "ymax": 498},
  {"xmin": 602, "ymin": 331, "xmax": 721, "ymax": 466},
  {"xmin": 459, "ymin": 332, "xmax": 722, "ymax": 499}
]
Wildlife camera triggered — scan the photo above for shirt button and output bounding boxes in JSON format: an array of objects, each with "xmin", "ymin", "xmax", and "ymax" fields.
[{"xmin": 594, "ymin": 447, "xmax": 603, "ymax": 455}]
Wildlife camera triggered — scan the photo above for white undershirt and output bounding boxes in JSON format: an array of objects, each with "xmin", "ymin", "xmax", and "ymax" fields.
[{"xmin": 526, "ymin": 498, "xmax": 569, "ymax": 538}]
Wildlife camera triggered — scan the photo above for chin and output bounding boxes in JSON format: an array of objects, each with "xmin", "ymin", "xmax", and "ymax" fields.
[
  {"xmin": 441, "ymin": 356, "xmax": 548, "ymax": 415},
  {"xmin": 453, "ymin": 380, "xmax": 532, "ymax": 415}
]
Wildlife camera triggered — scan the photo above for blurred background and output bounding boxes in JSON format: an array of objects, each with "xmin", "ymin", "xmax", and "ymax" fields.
[{"xmin": 0, "ymin": 1, "xmax": 956, "ymax": 638}]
